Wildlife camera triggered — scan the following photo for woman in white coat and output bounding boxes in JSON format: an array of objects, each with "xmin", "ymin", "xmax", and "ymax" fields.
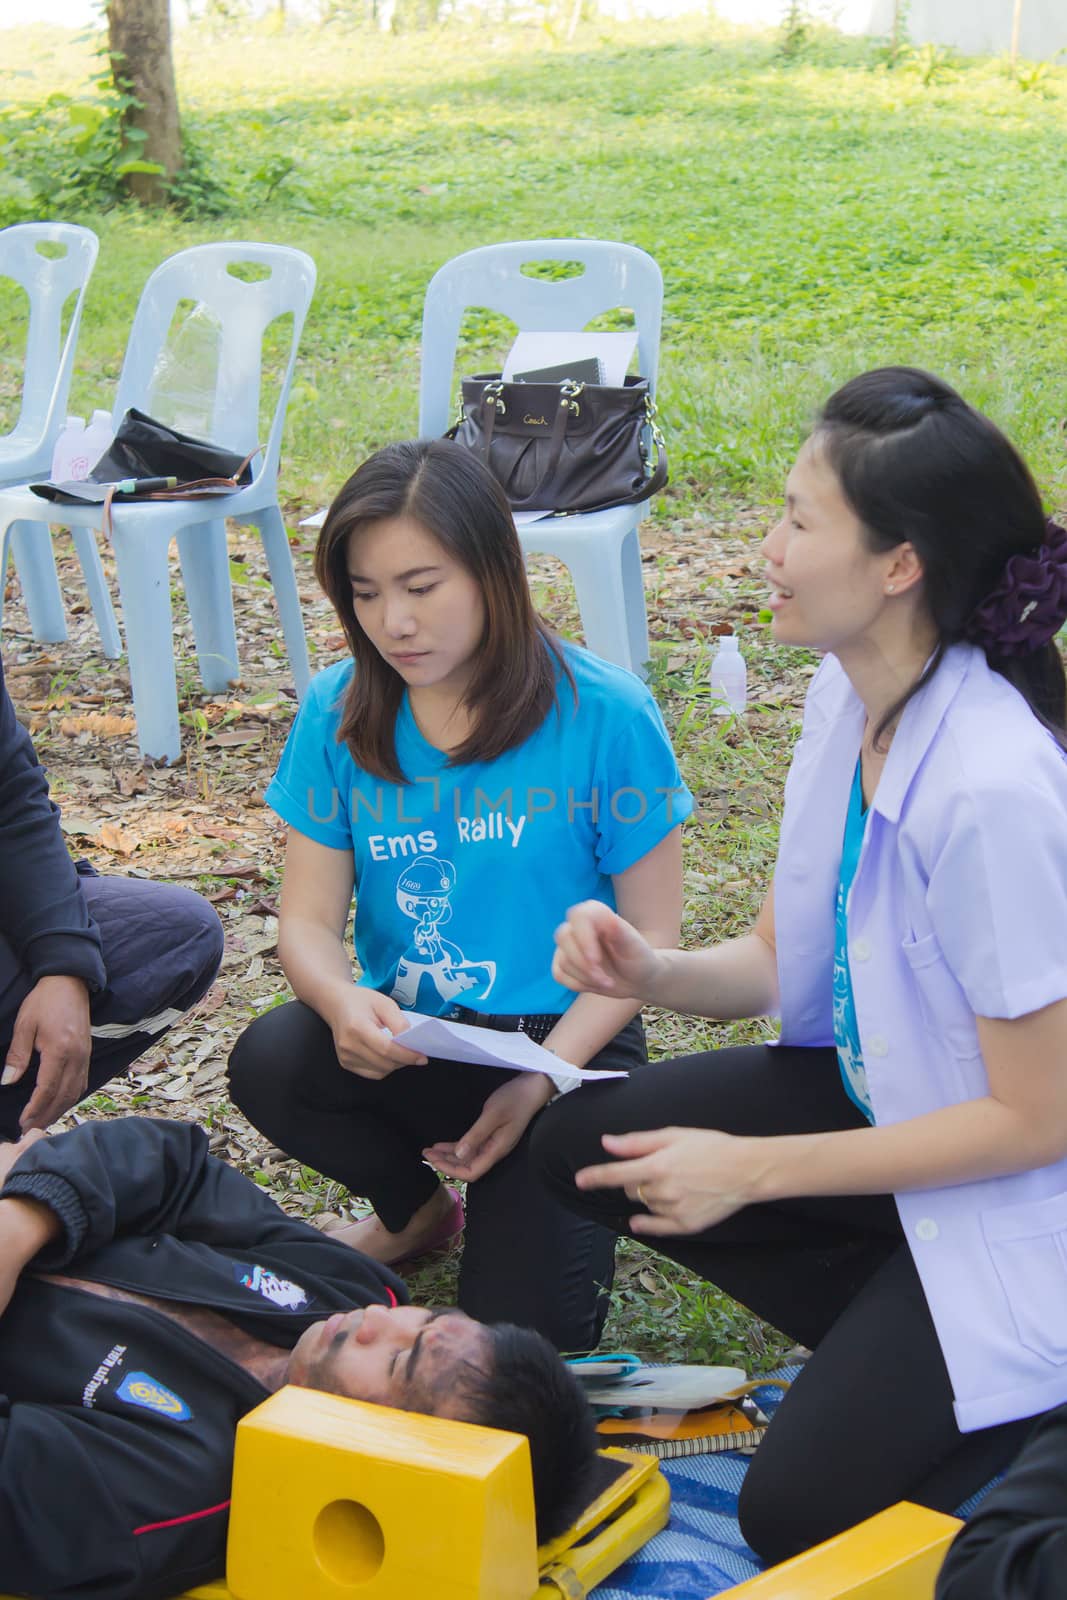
[{"xmin": 533, "ymin": 366, "xmax": 1067, "ymax": 1563}]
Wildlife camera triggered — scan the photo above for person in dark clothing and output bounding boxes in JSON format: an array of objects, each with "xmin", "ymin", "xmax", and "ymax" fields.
[
  {"xmin": 0, "ymin": 651, "xmax": 223, "ymax": 1134},
  {"xmin": 0, "ymin": 1115, "xmax": 597, "ymax": 1600},
  {"xmin": 936, "ymin": 1405, "xmax": 1067, "ymax": 1599}
]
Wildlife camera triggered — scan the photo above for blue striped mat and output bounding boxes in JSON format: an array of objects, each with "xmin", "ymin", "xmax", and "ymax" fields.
[
  {"xmin": 590, "ymin": 1368, "xmax": 994, "ymax": 1599},
  {"xmin": 589, "ymin": 1374, "xmax": 791, "ymax": 1599}
]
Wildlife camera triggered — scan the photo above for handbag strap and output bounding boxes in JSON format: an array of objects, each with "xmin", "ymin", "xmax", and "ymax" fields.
[
  {"xmin": 562, "ymin": 399, "xmax": 669, "ymax": 515},
  {"xmin": 485, "ymin": 382, "xmax": 579, "ymax": 511},
  {"xmin": 639, "ymin": 424, "xmax": 669, "ymax": 501}
]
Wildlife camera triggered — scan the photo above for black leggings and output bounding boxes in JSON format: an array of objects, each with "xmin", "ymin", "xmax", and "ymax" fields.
[
  {"xmin": 228, "ymin": 1000, "xmax": 647, "ymax": 1352},
  {"xmin": 529, "ymin": 1042, "xmax": 1034, "ymax": 1565}
]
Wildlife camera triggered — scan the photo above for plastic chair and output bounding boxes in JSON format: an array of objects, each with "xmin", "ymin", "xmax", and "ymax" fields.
[
  {"xmin": 0, "ymin": 222, "xmax": 99, "ymax": 644},
  {"xmin": 419, "ymin": 240, "xmax": 663, "ymax": 675},
  {"xmin": 0, "ymin": 242, "xmax": 316, "ymax": 762}
]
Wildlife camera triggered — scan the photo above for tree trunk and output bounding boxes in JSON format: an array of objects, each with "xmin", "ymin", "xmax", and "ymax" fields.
[
  {"xmin": 107, "ymin": 0, "xmax": 182, "ymax": 206},
  {"xmin": 1010, "ymin": 0, "xmax": 1024, "ymax": 73}
]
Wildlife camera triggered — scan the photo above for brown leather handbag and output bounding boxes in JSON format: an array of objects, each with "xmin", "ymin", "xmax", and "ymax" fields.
[{"xmin": 446, "ymin": 374, "xmax": 668, "ymax": 514}]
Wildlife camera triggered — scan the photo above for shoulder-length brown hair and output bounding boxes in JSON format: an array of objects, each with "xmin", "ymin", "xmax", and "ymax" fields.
[{"xmin": 314, "ymin": 439, "xmax": 574, "ymax": 783}]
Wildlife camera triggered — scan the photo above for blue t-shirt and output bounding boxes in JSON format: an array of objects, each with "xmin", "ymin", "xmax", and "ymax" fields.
[
  {"xmin": 266, "ymin": 643, "xmax": 694, "ymax": 1017},
  {"xmin": 833, "ymin": 760, "xmax": 874, "ymax": 1122}
]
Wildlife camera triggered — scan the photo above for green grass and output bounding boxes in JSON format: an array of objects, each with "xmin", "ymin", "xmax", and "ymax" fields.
[
  {"xmin": 3, "ymin": 11, "xmax": 1067, "ymax": 1371},
  {"xmin": 2, "ymin": 15, "xmax": 1067, "ymax": 516}
]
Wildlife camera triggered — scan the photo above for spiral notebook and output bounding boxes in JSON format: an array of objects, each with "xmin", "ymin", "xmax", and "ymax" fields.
[
  {"xmin": 502, "ymin": 330, "xmax": 638, "ymax": 387},
  {"xmin": 596, "ymin": 1402, "xmax": 767, "ymax": 1459},
  {"xmin": 513, "ymin": 355, "xmax": 605, "ymax": 384}
]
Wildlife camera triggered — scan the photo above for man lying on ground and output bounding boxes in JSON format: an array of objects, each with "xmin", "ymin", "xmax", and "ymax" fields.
[
  {"xmin": 0, "ymin": 1116, "xmax": 597, "ymax": 1600},
  {"xmin": 0, "ymin": 650, "xmax": 223, "ymax": 1135}
]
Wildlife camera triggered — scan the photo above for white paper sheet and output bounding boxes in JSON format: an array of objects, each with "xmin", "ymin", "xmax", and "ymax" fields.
[
  {"xmin": 388, "ymin": 1012, "xmax": 628, "ymax": 1086},
  {"xmin": 512, "ymin": 508, "xmax": 555, "ymax": 526},
  {"xmin": 502, "ymin": 331, "xmax": 639, "ymax": 388},
  {"xmin": 575, "ymin": 1365, "xmax": 750, "ymax": 1408}
]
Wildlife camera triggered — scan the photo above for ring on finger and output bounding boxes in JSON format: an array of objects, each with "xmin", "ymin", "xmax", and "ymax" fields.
[{"xmin": 637, "ymin": 1183, "xmax": 650, "ymax": 1207}]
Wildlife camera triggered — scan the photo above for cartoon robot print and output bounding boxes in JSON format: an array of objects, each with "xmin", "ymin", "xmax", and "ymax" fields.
[{"xmin": 389, "ymin": 855, "xmax": 496, "ymax": 1009}]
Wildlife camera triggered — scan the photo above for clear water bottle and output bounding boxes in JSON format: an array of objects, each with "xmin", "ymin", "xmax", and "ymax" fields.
[
  {"xmin": 81, "ymin": 408, "xmax": 114, "ymax": 474},
  {"xmin": 50, "ymin": 414, "xmax": 88, "ymax": 481},
  {"xmin": 709, "ymin": 632, "xmax": 747, "ymax": 715},
  {"xmin": 147, "ymin": 301, "xmax": 222, "ymax": 437}
]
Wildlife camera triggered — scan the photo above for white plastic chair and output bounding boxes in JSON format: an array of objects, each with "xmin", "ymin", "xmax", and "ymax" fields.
[
  {"xmin": 0, "ymin": 242, "xmax": 316, "ymax": 762},
  {"xmin": 419, "ymin": 240, "xmax": 663, "ymax": 675},
  {"xmin": 0, "ymin": 222, "xmax": 99, "ymax": 644}
]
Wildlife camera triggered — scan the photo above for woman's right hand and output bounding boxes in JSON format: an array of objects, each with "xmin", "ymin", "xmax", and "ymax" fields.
[
  {"xmin": 325, "ymin": 987, "xmax": 429, "ymax": 1080},
  {"xmin": 553, "ymin": 900, "xmax": 666, "ymax": 1001}
]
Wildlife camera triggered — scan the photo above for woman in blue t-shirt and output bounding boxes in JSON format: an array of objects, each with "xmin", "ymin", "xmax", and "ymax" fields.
[{"xmin": 228, "ymin": 439, "xmax": 691, "ymax": 1349}]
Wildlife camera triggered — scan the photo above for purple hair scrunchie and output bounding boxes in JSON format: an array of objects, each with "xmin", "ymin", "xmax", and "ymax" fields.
[{"xmin": 966, "ymin": 518, "xmax": 1067, "ymax": 657}]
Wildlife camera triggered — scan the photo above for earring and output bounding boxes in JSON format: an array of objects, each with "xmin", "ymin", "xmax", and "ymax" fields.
[{"xmin": 886, "ymin": 583, "xmax": 896, "ymax": 594}]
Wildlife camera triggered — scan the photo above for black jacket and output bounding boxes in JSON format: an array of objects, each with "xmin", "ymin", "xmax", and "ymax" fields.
[
  {"xmin": 936, "ymin": 1403, "xmax": 1067, "ymax": 1600},
  {"xmin": 0, "ymin": 652, "xmax": 105, "ymax": 991},
  {"xmin": 0, "ymin": 1117, "xmax": 406, "ymax": 1600}
]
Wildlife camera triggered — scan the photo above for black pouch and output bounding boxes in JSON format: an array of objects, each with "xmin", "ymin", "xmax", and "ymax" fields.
[{"xmin": 31, "ymin": 407, "xmax": 257, "ymax": 506}]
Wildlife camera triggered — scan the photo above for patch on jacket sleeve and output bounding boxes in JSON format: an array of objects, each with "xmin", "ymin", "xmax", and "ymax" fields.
[
  {"xmin": 232, "ymin": 1261, "xmax": 309, "ymax": 1310},
  {"xmin": 116, "ymin": 1371, "xmax": 193, "ymax": 1421}
]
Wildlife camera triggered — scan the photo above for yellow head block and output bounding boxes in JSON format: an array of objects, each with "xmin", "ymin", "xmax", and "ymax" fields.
[
  {"xmin": 226, "ymin": 1385, "xmax": 540, "ymax": 1600},
  {"xmin": 724, "ymin": 1501, "xmax": 963, "ymax": 1600}
]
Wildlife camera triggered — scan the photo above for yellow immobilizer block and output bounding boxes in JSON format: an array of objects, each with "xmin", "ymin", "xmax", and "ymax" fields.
[
  {"xmin": 218, "ymin": 1387, "xmax": 666, "ymax": 1600},
  {"xmin": 226, "ymin": 1385, "xmax": 539, "ymax": 1600},
  {"xmin": 722, "ymin": 1501, "xmax": 963, "ymax": 1600}
]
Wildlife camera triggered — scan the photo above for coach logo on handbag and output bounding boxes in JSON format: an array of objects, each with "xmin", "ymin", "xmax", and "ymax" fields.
[{"xmin": 523, "ymin": 414, "xmax": 548, "ymax": 426}]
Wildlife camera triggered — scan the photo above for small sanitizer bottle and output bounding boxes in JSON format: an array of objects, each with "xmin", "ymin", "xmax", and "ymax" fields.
[
  {"xmin": 50, "ymin": 415, "xmax": 87, "ymax": 480},
  {"xmin": 708, "ymin": 632, "xmax": 747, "ymax": 715},
  {"xmin": 81, "ymin": 408, "xmax": 115, "ymax": 474}
]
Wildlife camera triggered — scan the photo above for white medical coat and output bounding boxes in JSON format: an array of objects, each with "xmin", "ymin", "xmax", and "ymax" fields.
[{"xmin": 775, "ymin": 644, "xmax": 1067, "ymax": 1430}]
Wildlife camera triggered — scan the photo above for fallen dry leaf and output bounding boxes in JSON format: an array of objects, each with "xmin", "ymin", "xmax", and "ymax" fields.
[
  {"xmin": 115, "ymin": 768, "xmax": 148, "ymax": 797},
  {"xmin": 210, "ymin": 728, "xmax": 264, "ymax": 747},
  {"xmin": 195, "ymin": 983, "xmax": 229, "ymax": 1017},
  {"xmin": 96, "ymin": 821, "xmax": 139, "ymax": 855},
  {"xmin": 59, "ymin": 713, "xmax": 137, "ymax": 738},
  {"xmin": 205, "ymin": 885, "xmax": 238, "ymax": 904},
  {"xmin": 212, "ymin": 860, "xmax": 264, "ymax": 880},
  {"xmin": 59, "ymin": 815, "xmax": 99, "ymax": 837},
  {"xmin": 246, "ymin": 896, "xmax": 280, "ymax": 917},
  {"xmin": 197, "ymin": 822, "xmax": 241, "ymax": 842}
]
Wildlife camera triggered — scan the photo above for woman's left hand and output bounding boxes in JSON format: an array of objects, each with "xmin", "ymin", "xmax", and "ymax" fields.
[
  {"xmin": 423, "ymin": 1074, "xmax": 554, "ymax": 1183},
  {"xmin": 576, "ymin": 1127, "xmax": 759, "ymax": 1236}
]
